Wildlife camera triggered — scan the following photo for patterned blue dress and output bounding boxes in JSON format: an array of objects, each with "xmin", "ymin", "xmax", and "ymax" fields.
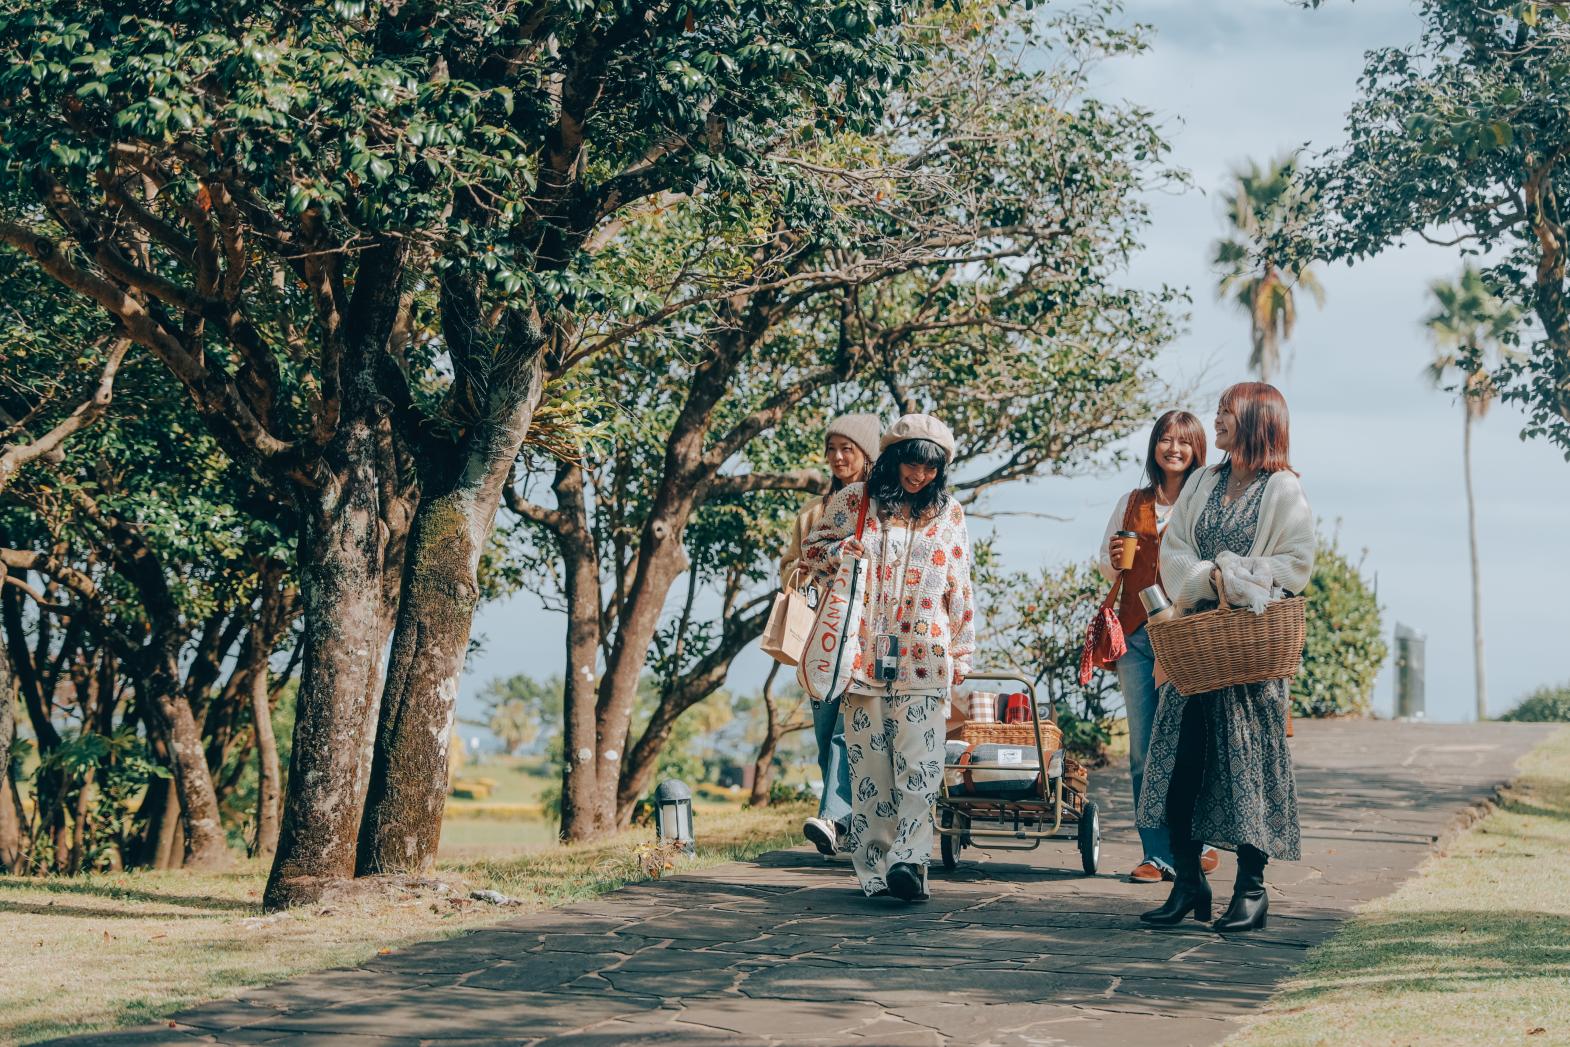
[{"xmin": 1134, "ymin": 465, "xmax": 1302, "ymax": 860}]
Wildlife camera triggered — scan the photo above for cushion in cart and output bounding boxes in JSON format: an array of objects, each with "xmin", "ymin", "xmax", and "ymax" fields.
[{"xmin": 944, "ymin": 741, "xmax": 1042, "ymax": 799}]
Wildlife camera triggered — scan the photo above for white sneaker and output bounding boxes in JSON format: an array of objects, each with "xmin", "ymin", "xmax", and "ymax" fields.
[{"xmin": 803, "ymin": 817, "xmax": 837, "ymax": 857}]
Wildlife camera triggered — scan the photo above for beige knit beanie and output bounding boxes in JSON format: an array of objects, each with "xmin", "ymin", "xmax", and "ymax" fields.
[
  {"xmin": 879, "ymin": 413, "xmax": 956, "ymax": 461},
  {"xmin": 825, "ymin": 413, "xmax": 882, "ymax": 462}
]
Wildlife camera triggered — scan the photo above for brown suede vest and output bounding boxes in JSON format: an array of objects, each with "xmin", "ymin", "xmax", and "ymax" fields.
[{"xmin": 1118, "ymin": 489, "xmax": 1162, "ymax": 635}]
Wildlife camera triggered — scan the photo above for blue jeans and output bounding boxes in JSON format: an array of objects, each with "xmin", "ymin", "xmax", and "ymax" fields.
[
  {"xmin": 1118, "ymin": 625, "xmax": 1173, "ymax": 871},
  {"xmin": 813, "ymin": 697, "xmax": 854, "ymax": 825}
]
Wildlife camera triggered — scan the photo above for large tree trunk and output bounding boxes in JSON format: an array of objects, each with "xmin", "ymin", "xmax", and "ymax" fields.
[
  {"xmin": 552, "ymin": 463, "xmax": 612, "ymax": 842},
  {"xmin": 1463, "ymin": 406, "xmax": 1488, "ymax": 721},
  {"xmin": 356, "ymin": 358, "xmax": 544, "ymax": 875},
  {"xmin": 555, "ymin": 303, "xmax": 794, "ymax": 839},
  {"xmin": 263, "ymin": 424, "xmax": 397, "ymax": 909}
]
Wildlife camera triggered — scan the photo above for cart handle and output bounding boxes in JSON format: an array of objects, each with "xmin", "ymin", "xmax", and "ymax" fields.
[{"xmin": 953, "ymin": 669, "xmax": 1057, "ymax": 802}]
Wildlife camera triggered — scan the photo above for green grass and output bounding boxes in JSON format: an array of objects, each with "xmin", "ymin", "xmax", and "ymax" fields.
[
  {"xmin": 0, "ymin": 800, "xmax": 815, "ymax": 1045},
  {"xmin": 1227, "ymin": 726, "xmax": 1570, "ymax": 1047}
]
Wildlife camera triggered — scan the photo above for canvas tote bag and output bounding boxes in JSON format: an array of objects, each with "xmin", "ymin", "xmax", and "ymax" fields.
[
  {"xmin": 797, "ymin": 494, "xmax": 872, "ymax": 704},
  {"xmin": 761, "ymin": 567, "xmax": 816, "ymax": 666}
]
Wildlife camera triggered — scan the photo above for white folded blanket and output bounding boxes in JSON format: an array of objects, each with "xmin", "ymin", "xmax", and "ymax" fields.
[{"xmin": 1215, "ymin": 551, "xmax": 1284, "ymax": 615}]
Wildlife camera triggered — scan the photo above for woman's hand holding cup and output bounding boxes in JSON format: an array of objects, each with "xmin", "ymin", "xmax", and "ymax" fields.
[{"xmin": 1111, "ymin": 530, "xmax": 1139, "ymax": 571}]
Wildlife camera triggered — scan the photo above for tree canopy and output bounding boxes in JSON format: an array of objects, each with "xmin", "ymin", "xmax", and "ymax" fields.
[{"xmin": 1302, "ymin": 0, "xmax": 1570, "ymax": 456}]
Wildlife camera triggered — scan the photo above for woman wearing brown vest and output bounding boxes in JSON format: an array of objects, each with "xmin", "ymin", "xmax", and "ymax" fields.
[{"xmin": 1097, "ymin": 410, "xmax": 1216, "ymax": 884}]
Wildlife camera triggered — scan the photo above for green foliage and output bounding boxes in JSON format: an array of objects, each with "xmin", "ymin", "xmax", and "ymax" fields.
[
  {"xmin": 763, "ymin": 780, "xmax": 817, "ymax": 806},
  {"xmin": 477, "ymin": 673, "xmax": 563, "ymax": 755},
  {"xmin": 509, "ymin": 2, "xmax": 1183, "ymax": 787},
  {"xmin": 0, "ymin": 0, "xmax": 927, "ymax": 323},
  {"xmin": 1292, "ymin": 534, "xmax": 1388, "ymax": 718},
  {"xmin": 1303, "ymin": 0, "xmax": 1568, "ymax": 455},
  {"xmin": 1499, "ymin": 682, "xmax": 1570, "ymax": 722},
  {"xmin": 973, "ymin": 543, "xmax": 1119, "ymax": 760},
  {"xmin": 29, "ymin": 726, "xmax": 168, "ymax": 873}
]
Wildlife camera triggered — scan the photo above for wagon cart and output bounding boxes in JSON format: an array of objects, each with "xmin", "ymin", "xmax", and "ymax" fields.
[{"xmin": 934, "ymin": 671, "xmax": 1099, "ymax": 875}]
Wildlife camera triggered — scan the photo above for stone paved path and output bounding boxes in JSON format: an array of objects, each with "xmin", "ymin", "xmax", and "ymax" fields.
[{"xmin": 61, "ymin": 720, "xmax": 1557, "ymax": 1047}]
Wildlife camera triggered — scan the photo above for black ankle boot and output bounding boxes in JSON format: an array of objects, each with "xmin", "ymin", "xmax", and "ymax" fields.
[
  {"xmin": 1140, "ymin": 839, "xmax": 1210, "ymax": 926},
  {"xmin": 887, "ymin": 862, "xmax": 928, "ymax": 902},
  {"xmin": 1213, "ymin": 846, "xmax": 1269, "ymax": 932}
]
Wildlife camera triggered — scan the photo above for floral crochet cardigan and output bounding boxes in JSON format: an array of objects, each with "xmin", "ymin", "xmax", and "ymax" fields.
[{"xmin": 801, "ymin": 482, "xmax": 976, "ymax": 692}]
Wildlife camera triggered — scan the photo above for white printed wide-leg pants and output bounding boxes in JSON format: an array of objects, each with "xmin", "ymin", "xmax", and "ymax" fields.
[{"xmin": 843, "ymin": 689, "xmax": 945, "ymax": 896}]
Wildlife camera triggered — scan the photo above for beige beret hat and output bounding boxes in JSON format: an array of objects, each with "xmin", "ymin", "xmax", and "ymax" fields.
[
  {"xmin": 824, "ymin": 413, "xmax": 882, "ymax": 461},
  {"xmin": 879, "ymin": 413, "xmax": 956, "ymax": 461}
]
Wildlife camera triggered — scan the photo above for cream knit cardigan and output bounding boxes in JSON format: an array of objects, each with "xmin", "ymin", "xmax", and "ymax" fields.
[
  {"xmin": 801, "ymin": 482, "xmax": 977, "ymax": 690},
  {"xmin": 1159, "ymin": 465, "xmax": 1316, "ymax": 612}
]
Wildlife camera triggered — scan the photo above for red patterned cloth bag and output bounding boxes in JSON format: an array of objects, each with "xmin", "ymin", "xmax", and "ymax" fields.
[{"xmin": 1077, "ymin": 576, "xmax": 1128, "ymax": 686}]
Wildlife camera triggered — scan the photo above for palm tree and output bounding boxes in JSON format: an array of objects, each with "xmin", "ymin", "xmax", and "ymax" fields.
[
  {"xmin": 1424, "ymin": 266, "xmax": 1522, "ymax": 722},
  {"xmin": 1213, "ymin": 156, "xmax": 1326, "ymax": 383}
]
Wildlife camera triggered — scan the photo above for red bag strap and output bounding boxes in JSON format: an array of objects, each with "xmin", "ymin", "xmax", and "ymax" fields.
[
  {"xmin": 853, "ymin": 492, "xmax": 871, "ymax": 540},
  {"xmin": 1098, "ymin": 488, "xmax": 1144, "ymax": 613},
  {"xmin": 1100, "ymin": 573, "xmax": 1124, "ymax": 613}
]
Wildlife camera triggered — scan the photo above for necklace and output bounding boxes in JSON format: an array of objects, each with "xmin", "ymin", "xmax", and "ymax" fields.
[{"xmin": 1223, "ymin": 465, "xmax": 1257, "ymax": 504}]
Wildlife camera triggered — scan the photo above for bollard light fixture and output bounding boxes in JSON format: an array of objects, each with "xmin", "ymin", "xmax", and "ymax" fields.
[{"xmin": 653, "ymin": 779, "xmax": 696, "ymax": 856}]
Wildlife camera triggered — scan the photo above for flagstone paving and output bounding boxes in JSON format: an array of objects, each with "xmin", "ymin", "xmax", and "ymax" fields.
[{"xmin": 56, "ymin": 719, "xmax": 1557, "ymax": 1047}]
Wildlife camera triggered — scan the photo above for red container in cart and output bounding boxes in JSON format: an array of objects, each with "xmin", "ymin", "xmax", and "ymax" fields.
[{"xmin": 1003, "ymin": 692, "xmax": 1031, "ymax": 724}]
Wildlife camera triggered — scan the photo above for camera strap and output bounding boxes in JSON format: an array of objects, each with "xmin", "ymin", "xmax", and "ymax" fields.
[{"xmin": 871, "ymin": 504, "xmax": 918, "ymax": 638}]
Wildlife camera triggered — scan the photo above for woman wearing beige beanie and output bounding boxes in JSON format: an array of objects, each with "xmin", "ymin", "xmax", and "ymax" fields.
[
  {"xmin": 782, "ymin": 413, "xmax": 880, "ymax": 858},
  {"xmin": 802, "ymin": 413, "xmax": 975, "ymax": 902}
]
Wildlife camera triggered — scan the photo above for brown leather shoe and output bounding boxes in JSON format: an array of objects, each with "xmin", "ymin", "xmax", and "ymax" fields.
[
  {"xmin": 1200, "ymin": 847, "xmax": 1221, "ymax": 874},
  {"xmin": 1128, "ymin": 860, "xmax": 1169, "ymax": 883}
]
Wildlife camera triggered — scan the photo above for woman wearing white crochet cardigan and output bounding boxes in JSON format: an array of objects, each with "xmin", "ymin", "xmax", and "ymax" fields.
[
  {"xmin": 802, "ymin": 414, "xmax": 976, "ymax": 903},
  {"xmin": 1136, "ymin": 382, "xmax": 1315, "ymax": 934}
]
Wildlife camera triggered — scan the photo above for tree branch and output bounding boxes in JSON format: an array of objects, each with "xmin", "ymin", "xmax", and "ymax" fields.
[{"xmin": 0, "ymin": 338, "xmax": 131, "ymax": 494}]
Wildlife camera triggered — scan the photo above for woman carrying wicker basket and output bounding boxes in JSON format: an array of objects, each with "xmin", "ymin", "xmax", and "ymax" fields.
[
  {"xmin": 1136, "ymin": 383, "xmax": 1314, "ymax": 933},
  {"xmin": 801, "ymin": 414, "xmax": 976, "ymax": 903}
]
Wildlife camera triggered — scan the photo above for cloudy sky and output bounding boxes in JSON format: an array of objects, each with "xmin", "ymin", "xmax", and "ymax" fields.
[{"xmin": 460, "ymin": 0, "xmax": 1569, "ymax": 734}]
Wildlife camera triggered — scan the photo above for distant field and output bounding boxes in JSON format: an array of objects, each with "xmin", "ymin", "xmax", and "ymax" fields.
[{"xmin": 439, "ymin": 754, "xmax": 784, "ymax": 859}]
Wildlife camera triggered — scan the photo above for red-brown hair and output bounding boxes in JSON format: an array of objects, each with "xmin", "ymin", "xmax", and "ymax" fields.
[
  {"xmin": 1143, "ymin": 410, "xmax": 1208, "ymax": 494},
  {"xmin": 1218, "ymin": 382, "xmax": 1294, "ymax": 474}
]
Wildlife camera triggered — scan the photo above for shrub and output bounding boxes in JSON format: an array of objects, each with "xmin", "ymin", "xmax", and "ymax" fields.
[
  {"xmin": 1500, "ymin": 683, "xmax": 1570, "ymax": 722},
  {"xmin": 1293, "ymin": 535, "xmax": 1388, "ymax": 718}
]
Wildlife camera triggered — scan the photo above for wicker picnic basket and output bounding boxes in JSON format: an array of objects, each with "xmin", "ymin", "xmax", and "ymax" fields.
[
  {"xmin": 959, "ymin": 719, "xmax": 1063, "ymax": 752},
  {"xmin": 1146, "ymin": 596, "xmax": 1307, "ymax": 697}
]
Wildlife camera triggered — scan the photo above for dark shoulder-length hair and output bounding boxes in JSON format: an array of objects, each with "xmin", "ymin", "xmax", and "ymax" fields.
[
  {"xmin": 1142, "ymin": 410, "xmax": 1208, "ymax": 494},
  {"xmin": 867, "ymin": 438, "xmax": 949, "ymax": 519},
  {"xmin": 1219, "ymin": 382, "xmax": 1295, "ymax": 474}
]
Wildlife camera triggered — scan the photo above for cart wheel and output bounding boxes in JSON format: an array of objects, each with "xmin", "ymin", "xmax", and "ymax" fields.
[
  {"xmin": 1077, "ymin": 801, "xmax": 1101, "ymax": 876},
  {"xmin": 939, "ymin": 808, "xmax": 959, "ymax": 870}
]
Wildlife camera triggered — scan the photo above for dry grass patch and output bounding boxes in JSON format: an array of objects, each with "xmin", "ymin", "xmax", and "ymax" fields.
[
  {"xmin": 1227, "ymin": 726, "xmax": 1570, "ymax": 1047},
  {"xmin": 0, "ymin": 800, "xmax": 814, "ymax": 1045}
]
